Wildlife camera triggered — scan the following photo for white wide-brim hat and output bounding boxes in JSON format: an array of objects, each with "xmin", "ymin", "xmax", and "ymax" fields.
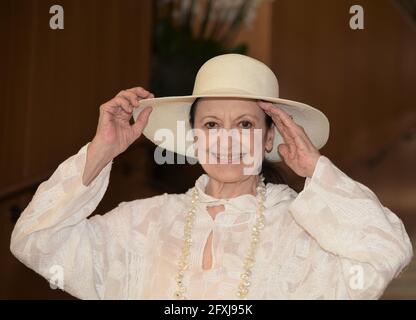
[{"xmin": 133, "ymin": 53, "xmax": 330, "ymax": 162}]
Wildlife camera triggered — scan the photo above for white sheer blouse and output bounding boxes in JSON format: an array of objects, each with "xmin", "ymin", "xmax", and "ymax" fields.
[{"xmin": 10, "ymin": 142, "xmax": 413, "ymax": 300}]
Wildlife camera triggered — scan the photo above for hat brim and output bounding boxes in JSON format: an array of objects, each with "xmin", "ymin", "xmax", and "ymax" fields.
[{"xmin": 133, "ymin": 94, "xmax": 330, "ymax": 162}]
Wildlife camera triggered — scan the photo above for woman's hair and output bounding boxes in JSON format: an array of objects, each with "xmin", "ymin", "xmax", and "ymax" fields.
[{"xmin": 189, "ymin": 98, "xmax": 287, "ymax": 185}]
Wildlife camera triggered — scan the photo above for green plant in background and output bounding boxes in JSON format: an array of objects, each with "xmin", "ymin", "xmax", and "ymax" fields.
[
  {"xmin": 153, "ymin": 0, "xmax": 273, "ymax": 60},
  {"xmin": 150, "ymin": 0, "xmax": 273, "ymax": 96}
]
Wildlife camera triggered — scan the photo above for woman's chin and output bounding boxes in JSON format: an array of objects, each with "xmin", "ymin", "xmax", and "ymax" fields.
[{"xmin": 202, "ymin": 163, "xmax": 257, "ymax": 182}]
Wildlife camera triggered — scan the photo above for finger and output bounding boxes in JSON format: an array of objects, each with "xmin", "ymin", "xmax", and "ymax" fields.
[
  {"xmin": 277, "ymin": 143, "xmax": 290, "ymax": 159},
  {"xmin": 268, "ymin": 105, "xmax": 301, "ymax": 134},
  {"xmin": 258, "ymin": 100, "xmax": 277, "ymax": 113},
  {"xmin": 276, "ymin": 126, "xmax": 297, "ymax": 158},
  {"xmin": 276, "ymin": 112, "xmax": 312, "ymax": 150},
  {"xmin": 132, "ymin": 106, "xmax": 153, "ymax": 136},
  {"xmin": 261, "ymin": 104, "xmax": 295, "ymax": 143},
  {"xmin": 278, "ymin": 143, "xmax": 297, "ymax": 161},
  {"xmin": 265, "ymin": 105, "xmax": 311, "ymax": 148},
  {"xmin": 274, "ymin": 116, "xmax": 296, "ymax": 145},
  {"xmin": 258, "ymin": 101, "xmax": 296, "ymax": 127},
  {"xmin": 262, "ymin": 107, "xmax": 298, "ymax": 156},
  {"xmin": 128, "ymin": 87, "xmax": 154, "ymax": 99},
  {"xmin": 274, "ymin": 115, "xmax": 308, "ymax": 151},
  {"xmin": 261, "ymin": 104, "xmax": 319, "ymax": 162},
  {"xmin": 102, "ymin": 96, "xmax": 133, "ymax": 117},
  {"xmin": 260, "ymin": 103, "xmax": 291, "ymax": 125},
  {"xmin": 113, "ymin": 96, "xmax": 134, "ymax": 115},
  {"xmin": 259, "ymin": 102, "xmax": 288, "ymax": 131},
  {"xmin": 117, "ymin": 90, "xmax": 140, "ymax": 107},
  {"xmin": 263, "ymin": 110, "xmax": 296, "ymax": 156},
  {"xmin": 259, "ymin": 101, "xmax": 310, "ymax": 150}
]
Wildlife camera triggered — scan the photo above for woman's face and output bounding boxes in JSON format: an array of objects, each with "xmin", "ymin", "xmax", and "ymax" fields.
[{"xmin": 192, "ymin": 97, "xmax": 275, "ymax": 183}]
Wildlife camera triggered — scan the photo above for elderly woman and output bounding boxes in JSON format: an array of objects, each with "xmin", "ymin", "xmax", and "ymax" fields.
[{"xmin": 10, "ymin": 54, "xmax": 413, "ymax": 300}]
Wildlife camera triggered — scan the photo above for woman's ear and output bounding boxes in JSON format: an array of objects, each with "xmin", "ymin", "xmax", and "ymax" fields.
[{"xmin": 265, "ymin": 126, "xmax": 275, "ymax": 153}]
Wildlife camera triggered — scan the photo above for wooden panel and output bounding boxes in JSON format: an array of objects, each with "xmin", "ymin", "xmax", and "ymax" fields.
[
  {"xmin": 233, "ymin": 1, "xmax": 274, "ymax": 65},
  {"xmin": 0, "ymin": 0, "xmax": 152, "ymax": 197},
  {"xmin": 270, "ymin": 0, "xmax": 416, "ymax": 166},
  {"xmin": 270, "ymin": 0, "xmax": 416, "ymax": 299},
  {"xmin": 0, "ymin": 0, "xmax": 153, "ymax": 299}
]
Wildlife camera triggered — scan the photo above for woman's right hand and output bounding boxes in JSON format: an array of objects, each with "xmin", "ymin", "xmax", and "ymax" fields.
[
  {"xmin": 82, "ymin": 87, "xmax": 154, "ymax": 186},
  {"xmin": 92, "ymin": 87, "xmax": 154, "ymax": 160}
]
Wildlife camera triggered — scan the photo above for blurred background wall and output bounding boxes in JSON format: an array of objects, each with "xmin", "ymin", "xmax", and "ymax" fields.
[{"xmin": 0, "ymin": 0, "xmax": 415, "ymax": 299}]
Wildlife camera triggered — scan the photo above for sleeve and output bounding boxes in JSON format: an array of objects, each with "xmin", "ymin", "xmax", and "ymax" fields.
[
  {"xmin": 10, "ymin": 142, "xmax": 120, "ymax": 299},
  {"xmin": 288, "ymin": 155, "xmax": 414, "ymax": 299}
]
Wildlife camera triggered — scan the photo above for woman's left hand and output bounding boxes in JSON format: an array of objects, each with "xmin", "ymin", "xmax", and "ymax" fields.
[{"xmin": 258, "ymin": 101, "xmax": 321, "ymax": 178}]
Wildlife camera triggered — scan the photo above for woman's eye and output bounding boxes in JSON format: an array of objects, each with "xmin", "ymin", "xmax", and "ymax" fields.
[
  {"xmin": 239, "ymin": 121, "xmax": 253, "ymax": 129},
  {"xmin": 205, "ymin": 122, "xmax": 218, "ymax": 129}
]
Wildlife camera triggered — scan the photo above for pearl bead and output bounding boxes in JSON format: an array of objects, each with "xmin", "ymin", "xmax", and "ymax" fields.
[
  {"xmin": 244, "ymin": 260, "xmax": 254, "ymax": 268},
  {"xmin": 243, "ymin": 280, "xmax": 251, "ymax": 287},
  {"xmin": 238, "ymin": 285, "xmax": 249, "ymax": 294},
  {"xmin": 244, "ymin": 270, "xmax": 252, "ymax": 277}
]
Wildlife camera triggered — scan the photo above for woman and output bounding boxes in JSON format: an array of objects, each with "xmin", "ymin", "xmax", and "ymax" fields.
[{"xmin": 10, "ymin": 54, "xmax": 413, "ymax": 299}]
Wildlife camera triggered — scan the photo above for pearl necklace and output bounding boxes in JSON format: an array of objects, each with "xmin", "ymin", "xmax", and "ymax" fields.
[{"xmin": 174, "ymin": 177, "xmax": 267, "ymax": 300}]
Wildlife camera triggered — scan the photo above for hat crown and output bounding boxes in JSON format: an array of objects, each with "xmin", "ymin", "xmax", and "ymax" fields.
[{"xmin": 192, "ymin": 54, "xmax": 280, "ymax": 98}]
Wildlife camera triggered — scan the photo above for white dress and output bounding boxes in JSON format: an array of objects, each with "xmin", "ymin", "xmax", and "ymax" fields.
[{"xmin": 10, "ymin": 142, "xmax": 413, "ymax": 300}]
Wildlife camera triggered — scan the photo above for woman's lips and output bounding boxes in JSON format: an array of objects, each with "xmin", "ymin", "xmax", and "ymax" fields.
[{"xmin": 209, "ymin": 152, "xmax": 247, "ymax": 164}]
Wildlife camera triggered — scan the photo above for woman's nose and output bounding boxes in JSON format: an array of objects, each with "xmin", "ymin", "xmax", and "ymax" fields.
[{"xmin": 214, "ymin": 130, "xmax": 242, "ymax": 152}]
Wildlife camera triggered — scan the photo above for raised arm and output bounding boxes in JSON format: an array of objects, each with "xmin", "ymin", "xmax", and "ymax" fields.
[
  {"xmin": 10, "ymin": 87, "xmax": 155, "ymax": 299},
  {"xmin": 258, "ymin": 100, "xmax": 413, "ymax": 299}
]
